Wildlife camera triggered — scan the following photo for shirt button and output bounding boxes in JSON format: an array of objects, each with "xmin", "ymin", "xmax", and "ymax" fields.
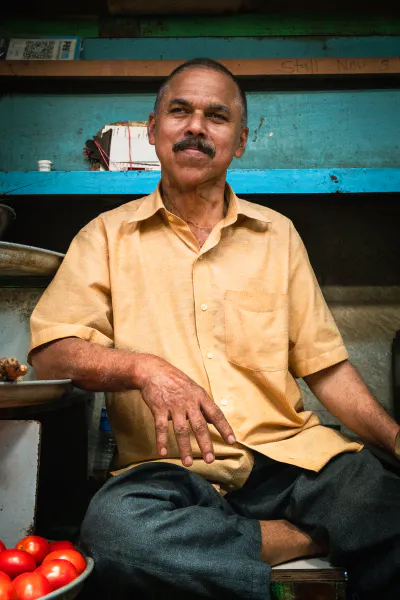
[
  {"xmin": 221, "ymin": 398, "xmax": 228, "ymax": 406},
  {"xmin": 206, "ymin": 352, "xmax": 213, "ymax": 359},
  {"xmin": 201, "ymin": 304, "xmax": 208, "ymax": 311},
  {"xmin": 198, "ymin": 255, "xmax": 204, "ymax": 260}
]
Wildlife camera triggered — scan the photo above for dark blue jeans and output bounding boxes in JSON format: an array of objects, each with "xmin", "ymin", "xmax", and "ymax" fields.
[{"xmin": 80, "ymin": 449, "xmax": 400, "ymax": 600}]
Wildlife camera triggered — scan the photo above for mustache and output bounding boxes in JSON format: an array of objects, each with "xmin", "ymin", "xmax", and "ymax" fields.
[{"xmin": 172, "ymin": 137, "xmax": 216, "ymax": 158}]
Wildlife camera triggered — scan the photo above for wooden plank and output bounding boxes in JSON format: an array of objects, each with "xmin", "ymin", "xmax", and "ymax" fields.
[
  {"xmin": 1, "ymin": 57, "xmax": 399, "ymax": 79},
  {"xmin": 271, "ymin": 581, "xmax": 346, "ymax": 600},
  {"xmin": 271, "ymin": 557, "xmax": 347, "ymax": 583},
  {"xmin": 271, "ymin": 569, "xmax": 346, "ymax": 582},
  {"xmin": 1, "ymin": 169, "xmax": 400, "ymax": 195}
]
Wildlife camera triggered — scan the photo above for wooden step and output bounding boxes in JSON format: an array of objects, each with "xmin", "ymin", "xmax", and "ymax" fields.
[{"xmin": 271, "ymin": 558, "xmax": 347, "ymax": 600}]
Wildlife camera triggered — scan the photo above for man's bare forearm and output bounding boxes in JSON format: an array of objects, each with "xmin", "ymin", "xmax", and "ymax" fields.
[
  {"xmin": 31, "ymin": 338, "xmax": 150, "ymax": 392},
  {"xmin": 31, "ymin": 337, "xmax": 237, "ymax": 465},
  {"xmin": 304, "ymin": 360, "xmax": 400, "ymax": 455}
]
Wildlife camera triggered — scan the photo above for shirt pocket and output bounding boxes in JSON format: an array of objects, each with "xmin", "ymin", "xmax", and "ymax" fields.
[{"xmin": 225, "ymin": 290, "xmax": 288, "ymax": 372}]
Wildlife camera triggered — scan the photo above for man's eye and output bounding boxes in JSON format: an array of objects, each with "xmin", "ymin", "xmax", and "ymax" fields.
[
  {"xmin": 210, "ymin": 113, "xmax": 227, "ymax": 121},
  {"xmin": 171, "ymin": 107, "xmax": 185, "ymax": 113}
]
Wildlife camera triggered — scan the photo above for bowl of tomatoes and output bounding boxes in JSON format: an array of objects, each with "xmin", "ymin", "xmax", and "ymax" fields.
[{"xmin": 0, "ymin": 536, "xmax": 94, "ymax": 600}]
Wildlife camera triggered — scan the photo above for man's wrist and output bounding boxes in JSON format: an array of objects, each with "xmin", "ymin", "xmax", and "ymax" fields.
[{"xmin": 130, "ymin": 352, "xmax": 164, "ymax": 390}]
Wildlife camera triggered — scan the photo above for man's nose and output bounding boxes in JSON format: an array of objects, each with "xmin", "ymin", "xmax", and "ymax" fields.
[{"xmin": 185, "ymin": 112, "xmax": 206, "ymax": 137}]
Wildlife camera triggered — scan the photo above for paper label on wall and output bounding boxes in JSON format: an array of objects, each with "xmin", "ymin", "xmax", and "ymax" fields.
[{"xmin": 102, "ymin": 125, "xmax": 160, "ymax": 172}]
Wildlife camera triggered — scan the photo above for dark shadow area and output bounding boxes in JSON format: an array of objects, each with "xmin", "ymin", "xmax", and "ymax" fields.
[
  {"xmin": 2, "ymin": 192, "xmax": 400, "ymax": 285},
  {"xmin": 2, "ymin": 75, "xmax": 400, "ymax": 95}
]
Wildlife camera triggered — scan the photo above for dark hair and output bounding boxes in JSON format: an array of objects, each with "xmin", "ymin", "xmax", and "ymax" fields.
[{"xmin": 153, "ymin": 58, "xmax": 248, "ymax": 127}]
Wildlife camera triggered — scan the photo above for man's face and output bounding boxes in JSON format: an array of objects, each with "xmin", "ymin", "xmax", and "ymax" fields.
[{"xmin": 148, "ymin": 68, "xmax": 248, "ymax": 189}]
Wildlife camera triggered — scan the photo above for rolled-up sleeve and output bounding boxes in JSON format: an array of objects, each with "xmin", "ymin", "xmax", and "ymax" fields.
[
  {"xmin": 29, "ymin": 221, "xmax": 114, "ymax": 361},
  {"xmin": 288, "ymin": 223, "xmax": 348, "ymax": 378}
]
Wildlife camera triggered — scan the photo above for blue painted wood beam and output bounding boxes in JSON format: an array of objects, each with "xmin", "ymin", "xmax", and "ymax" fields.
[
  {"xmin": 1, "ymin": 169, "xmax": 400, "ymax": 196},
  {"xmin": 82, "ymin": 36, "xmax": 400, "ymax": 61}
]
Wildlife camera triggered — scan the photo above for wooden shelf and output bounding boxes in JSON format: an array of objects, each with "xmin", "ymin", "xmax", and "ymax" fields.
[
  {"xmin": 1, "ymin": 58, "xmax": 399, "ymax": 79},
  {"xmin": 1, "ymin": 169, "xmax": 400, "ymax": 196}
]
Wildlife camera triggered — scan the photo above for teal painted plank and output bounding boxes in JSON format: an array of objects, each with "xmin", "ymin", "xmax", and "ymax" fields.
[
  {"xmin": 1, "ymin": 169, "xmax": 400, "ymax": 195},
  {"xmin": 82, "ymin": 36, "xmax": 400, "ymax": 61},
  {"xmin": 1, "ymin": 90, "xmax": 400, "ymax": 172}
]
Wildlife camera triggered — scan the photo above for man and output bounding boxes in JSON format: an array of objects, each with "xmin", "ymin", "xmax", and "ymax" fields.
[{"xmin": 30, "ymin": 59, "xmax": 400, "ymax": 599}]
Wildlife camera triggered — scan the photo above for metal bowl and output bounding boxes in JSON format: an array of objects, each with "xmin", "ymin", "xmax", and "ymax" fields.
[
  {"xmin": 0, "ymin": 204, "xmax": 16, "ymax": 240},
  {"xmin": 0, "ymin": 242, "xmax": 64, "ymax": 276},
  {"xmin": 43, "ymin": 555, "xmax": 94, "ymax": 600}
]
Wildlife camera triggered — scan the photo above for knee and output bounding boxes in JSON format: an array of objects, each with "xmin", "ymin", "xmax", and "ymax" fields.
[{"xmin": 80, "ymin": 482, "xmax": 168, "ymax": 564}]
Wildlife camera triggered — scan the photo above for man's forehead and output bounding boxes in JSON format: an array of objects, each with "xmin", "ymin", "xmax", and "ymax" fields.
[{"xmin": 164, "ymin": 68, "xmax": 240, "ymax": 107}]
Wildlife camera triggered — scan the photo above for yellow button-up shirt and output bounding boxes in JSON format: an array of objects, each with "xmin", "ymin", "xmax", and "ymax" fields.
[{"xmin": 30, "ymin": 184, "xmax": 362, "ymax": 489}]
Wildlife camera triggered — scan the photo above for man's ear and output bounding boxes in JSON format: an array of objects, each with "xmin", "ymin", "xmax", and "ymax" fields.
[
  {"xmin": 147, "ymin": 113, "xmax": 156, "ymax": 146},
  {"xmin": 235, "ymin": 127, "xmax": 249, "ymax": 159}
]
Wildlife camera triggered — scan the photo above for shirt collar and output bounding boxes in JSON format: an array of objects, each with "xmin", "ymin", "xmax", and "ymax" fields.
[{"xmin": 126, "ymin": 181, "xmax": 271, "ymax": 225}]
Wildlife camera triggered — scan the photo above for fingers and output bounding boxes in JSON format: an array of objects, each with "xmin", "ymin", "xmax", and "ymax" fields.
[
  {"xmin": 171, "ymin": 412, "xmax": 193, "ymax": 467},
  {"xmin": 156, "ymin": 409, "xmax": 212, "ymax": 466},
  {"xmin": 145, "ymin": 373, "xmax": 236, "ymax": 467},
  {"xmin": 201, "ymin": 399, "xmax": 236, "ymax": 446},
  {"xmin": 155, "ymin": 404, "xmax": 235, "ymax": 466},
  {"xmin": 154, "ymin": 412, "xmax": 169, "ymax": 457},
  {"xmin": 155, "ymin": 399, "xmax": 236, "ymax": 466},
  {"xmin": 187, "ymin": 409, "xmax": 215, "ymax": 464}
]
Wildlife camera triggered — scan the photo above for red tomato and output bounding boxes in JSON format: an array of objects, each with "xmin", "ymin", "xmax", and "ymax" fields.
[
  {"xmin": 0, "ymin": 572, "xmax": 17, "ymax": 600},
  {"xmin": 15, "ymin": 537, "xmax": 49, "ymax": 567},
  {"xmin": 13, "ymin": 572, "xmax": 51, "ymax": 600},
  {"xmin": 0, "ymin": 551, "xmax": 36, "ymax": 580},
  {"xmin": 43, "ymin": 549, "xmax": 86, "ymax": 575},
  {"xmin": 0, "ymin": 542, "xmax": 6, "ymax": 554},
  {"xmin": 0, "ymin": 572, "xmax": 16, "ymax": 600},
  {"xmin": 47, "ymin": 541, "xmax": 74, "ymax": 554},
  {"xmin": 36, "ymin": 559, "xmax": 78, "ymax": 591}
]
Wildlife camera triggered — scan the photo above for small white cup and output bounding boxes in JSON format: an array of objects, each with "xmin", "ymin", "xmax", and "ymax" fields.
[{"xmin": 37, "ymin": 160, "xmax": 53, "ymax": 172}]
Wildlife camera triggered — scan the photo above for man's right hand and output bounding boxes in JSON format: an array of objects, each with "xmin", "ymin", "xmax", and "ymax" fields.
[
  {"xmin": 135, "ymin": 355, "xmax": 236, "ymax": 467},
  {"xmin": 31, "ymin": 339, "xmax": 236, "ymax": 467}
]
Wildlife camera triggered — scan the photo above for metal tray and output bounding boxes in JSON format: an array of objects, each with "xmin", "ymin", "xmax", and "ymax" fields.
[
  {"xmin": 0, "ymin": 242, "xmax": 64, "ymax": 276},
  {"xmin": 0, "ymin": 380, "xmax": 72, "ymax": 408}
]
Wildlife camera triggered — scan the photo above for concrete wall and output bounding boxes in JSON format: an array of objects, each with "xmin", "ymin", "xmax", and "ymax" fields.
[{"xmin": 301, "ymin": 286, "xmax": 400, "ymax": 430}]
